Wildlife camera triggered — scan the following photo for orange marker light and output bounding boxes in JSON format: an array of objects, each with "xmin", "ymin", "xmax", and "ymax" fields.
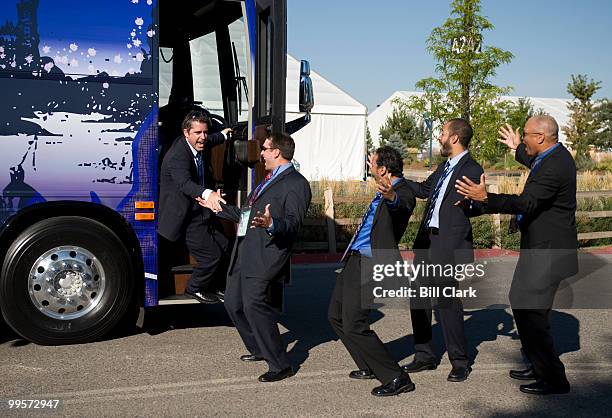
[{"xmin": 135, "ymin": 201, "xmax": 155, "ymax": 209}]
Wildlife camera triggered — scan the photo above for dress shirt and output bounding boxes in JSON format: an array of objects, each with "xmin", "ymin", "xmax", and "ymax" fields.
[{"xmin": 428, "ymin": 149, "xmax": 468, "ymax": 228}]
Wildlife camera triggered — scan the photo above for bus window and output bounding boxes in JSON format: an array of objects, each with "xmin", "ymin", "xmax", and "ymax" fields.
[
  {"xmin": 190, "ymin": 32, "xmax": 223, "ymax": 116},
  {"xmin": 256, "ymin": 11, "xmax": 273, "ymax": 120}
]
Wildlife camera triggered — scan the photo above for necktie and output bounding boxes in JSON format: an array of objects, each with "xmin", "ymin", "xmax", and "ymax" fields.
[
  {"xmin": 248, "ymin": 172, "xmax": 273, "ymax": 207},
  {"xmin": 423, "ymin": 160, "xmax": 453, "ymax": 228},
  {"xmin": 195, "ymin": 153, "xmax": 203, "ymax": 185},
  {"xmin": 341, "ymin": 194, "xmax": 379, "ymax": 262}
]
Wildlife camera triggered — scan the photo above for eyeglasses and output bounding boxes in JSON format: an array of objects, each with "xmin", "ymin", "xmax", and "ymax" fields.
[
  {"xmin": 522, "ymin": 131, "xmax": 544, "ymax": 137},
  {"xmin": 260, "ymin": 145, "xmax": 277, "ymax": 152}
]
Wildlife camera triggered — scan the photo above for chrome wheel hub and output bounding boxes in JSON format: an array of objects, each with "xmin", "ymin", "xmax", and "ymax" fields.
[{"xmin": 28, "ymin": 246, "xmax": 106, "ymax": 320}]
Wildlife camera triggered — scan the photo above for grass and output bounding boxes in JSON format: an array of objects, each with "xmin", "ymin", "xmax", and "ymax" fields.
[
  {"xmin": 297, "ymin": 179, "xmax": 612, "ymax": 251},
  {"xmin": 497, "ymin": 171, "xmax": 612, "ymax": 194},
  {"xmin": 310, "ymin": 178, "xmax": 377, "ymax": 200}
]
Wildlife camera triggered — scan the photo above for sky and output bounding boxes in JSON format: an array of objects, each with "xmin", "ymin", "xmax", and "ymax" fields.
[
  {"xmin": 287, "ymin": 0, "xmax": 612, "ymax": 113},
  {"xmin": 2, "ymin": 0, "xmax": 610, "ymax": 111}
]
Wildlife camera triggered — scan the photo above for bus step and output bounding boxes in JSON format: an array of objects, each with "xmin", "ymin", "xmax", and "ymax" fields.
[
  {"xmin": 171, "ymin": 264, "xmax": 194, "ymax": 274},
  {"xmin": 158, "ymin": 294, "xmax": 201, "ymax": 305},
  {"xmin": 172, "ymin": 264, "xmax": 194, "ymax": 295}
]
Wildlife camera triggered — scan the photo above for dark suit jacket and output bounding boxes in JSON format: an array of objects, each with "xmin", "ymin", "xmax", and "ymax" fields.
[
  {"xmin": 158, "ymin": 134, "xmax": 225, "ymax": 241},
  {"xmin": 486, "ymin": 143, "xmax": 578, "ymax": 282},
  {"xmin": 217, "ymin": 165, "xmax": 311, "ymax": 286},
  {"xmin": 368, "ymin": 178, "xmax": 416, "ymax": 265},
  {"xmin": 407, "ymin": 152, "xmax": 484, "ymax": 264}
]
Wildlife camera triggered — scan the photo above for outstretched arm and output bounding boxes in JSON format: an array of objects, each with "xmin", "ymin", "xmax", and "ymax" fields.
[
  {"xmin": 404, "ymin": 168, "xmax": 438, "ymax": 199},
  {"xmin": 197, "ymin": 198, "xmax": 241, "ymax": 222},
  {"xmin": 455, "ymin": 165, "xmax": 559, "ymax": 216}
]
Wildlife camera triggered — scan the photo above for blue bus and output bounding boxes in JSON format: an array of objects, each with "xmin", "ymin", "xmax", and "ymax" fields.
[{"xmin": 0, "ymin": 0, "xmax": 313, "ymax": 345}]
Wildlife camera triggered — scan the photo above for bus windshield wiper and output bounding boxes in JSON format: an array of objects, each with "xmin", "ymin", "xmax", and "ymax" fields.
[{"xmin": 232, "ymin": 42, "xmax": 249, "ymax": 115}]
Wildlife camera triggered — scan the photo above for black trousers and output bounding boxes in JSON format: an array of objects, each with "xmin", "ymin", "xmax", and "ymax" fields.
[
  {"xmin": 224, "ymin": 247, "xmax": 290, "ymax": 372},
  {"xmin": 184, "ymin": 212, "xmax": 228, "ymax": 293},
  {"xmin": 328, "ymin": 254, "xmax": 404, "ymax": 385},
  {"xmin": 409, "ymin": 238, "xmax": 468, "ymax": 368},
  {"xmin": 512, "ymin": 309, "xmax": 568, "ymax": 388},
  {"xmin": 509, "ymin": 263, "xmax": 569, "ymax": 388},
  {"xmin": 409, "ymin": 299, "xmax": 468, "ymax": 368}
]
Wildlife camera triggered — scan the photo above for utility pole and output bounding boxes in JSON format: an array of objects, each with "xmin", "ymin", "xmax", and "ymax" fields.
[{"xmin": 423, "ymin": 112, "xmax": 433, "ymax": 169}]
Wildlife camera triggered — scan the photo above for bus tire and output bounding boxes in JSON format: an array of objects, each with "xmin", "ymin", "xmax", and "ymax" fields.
[{"xmin": 0, "ymin": 216, "xmax": 135, "ymax": 345}]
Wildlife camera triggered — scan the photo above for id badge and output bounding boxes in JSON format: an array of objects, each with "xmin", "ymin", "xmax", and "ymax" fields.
[{"xmin": 237, "ymin": 208, "xmax": 251, "ymax": 237}]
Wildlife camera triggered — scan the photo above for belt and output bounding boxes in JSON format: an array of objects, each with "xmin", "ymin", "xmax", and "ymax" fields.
[
  {"xmin": 347, "ymin": 249, "xmax": 361, "ymax": 257},
  {"xmin": 427, "ymin": 227, "xmax": 439, "ymax": 235}
]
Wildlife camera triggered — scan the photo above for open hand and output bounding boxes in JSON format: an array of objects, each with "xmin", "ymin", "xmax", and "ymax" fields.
[
  {"xmin": 498, "ymin": 124, "xmax": 521, "ymax": 150},
  {"xmin": 197, "ymin": 189, "xmax": 226, "ymax": 212},
  {"xmin": 455, "ymin": 174, "xmax": 488, "ymax": 202},
  {"xmin": 251, "ymin": 204, "xmax": 272, "ymax": 229},
  {"xmin": 376, "ymin": 173, "xmax": 397, "ymax": 201},
  {"xmin": 196, "ymin": 196, "xmax": 218, "ymax": 213}
]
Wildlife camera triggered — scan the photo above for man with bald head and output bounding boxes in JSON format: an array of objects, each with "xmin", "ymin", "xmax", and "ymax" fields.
[{"xmin": 455, "ymin": 115, "xmax": 578, "ymax": 395}]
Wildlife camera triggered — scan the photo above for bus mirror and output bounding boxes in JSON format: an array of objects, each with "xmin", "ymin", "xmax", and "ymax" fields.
[{"xmin": 299, "ymin": 60, "xmax": 314, "ymax": 113}]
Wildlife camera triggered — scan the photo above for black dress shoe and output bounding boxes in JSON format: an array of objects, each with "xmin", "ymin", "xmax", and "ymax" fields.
[
  {"xmin": 258, "ymin": 367, "xmax": 295, "ymax": 382},
  {"xmin": 371, "ymin": 372, "xmax": 415, "ymax": 397},
  {"xmin": 447, "ymin": 366, "xmax": 471, "ymax": 382},
  {"xmin": 184, "ymin": 289, "xmax": 219, "ymax": 304},
  {"xmin": 240, "ymin": 354, "xmax": 264, "ymax": 362},
  {"xmin": 215, "ymin": 290, "xmax": 225, "ymax": 303},
  {"xmin": 520, "ymin": 380, "xmax": 570, "ymax": 395},
  {"xmin": 349, "ymin": 369, "xmax": 375, "ymax": 380},
  {"xmin": 401, "ymin": 359, "xmax": 437, "ymax": 373},
  {"xmin": 510, "ymin": 367, "xmax": 537, "ymax": 381}
]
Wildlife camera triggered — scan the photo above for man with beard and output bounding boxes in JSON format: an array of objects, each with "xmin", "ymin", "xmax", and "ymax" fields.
[{"xmin": 403, "ymin": 118, "xmax": 484, "ymax": 382}]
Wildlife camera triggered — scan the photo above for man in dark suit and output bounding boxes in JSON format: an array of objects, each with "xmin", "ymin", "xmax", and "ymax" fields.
[
  {"xmin": 201, "ymin": 132, "xmax": 311, "ymax": 383},
  {"xmin": 455, "ymin": 115, "xmax": 577, "ymax": 395},
  {"xmin": 403, "ymin": 118, "xmax": 483, "ymax": 382},
  {"xmin": 328, "ymin": 146, "xmax": 417, "ymax": 397},
  {"xmin": 158, "ymin": 110, "xmax": 229, "ymax": 303}
]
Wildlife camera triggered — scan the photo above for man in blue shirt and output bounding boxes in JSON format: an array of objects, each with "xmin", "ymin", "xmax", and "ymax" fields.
[
  {"xmin": 328, "ymin": 146, "xmax": 417, "ymax": 397},
  {"xmin": 455, "ymin": 115, "xmax": 577, "ymax": 395}
]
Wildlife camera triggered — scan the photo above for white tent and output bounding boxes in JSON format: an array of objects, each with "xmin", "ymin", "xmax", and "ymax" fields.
[
  {"xmin": 286, "ymin": 55, "xmax": 366, "ymax": 181},
  {"xmin": 159, "ymin": 20, "xmax": 366, "ymax": 180},
  {"xmin": 368, "ymin": 90, "xmax": 572, "ymax": 148}
]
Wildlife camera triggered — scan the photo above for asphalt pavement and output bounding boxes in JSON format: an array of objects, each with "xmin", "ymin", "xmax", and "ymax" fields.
[{"xmin": 1, "ymin": 255, "xmax": 611, "ymax": 417}]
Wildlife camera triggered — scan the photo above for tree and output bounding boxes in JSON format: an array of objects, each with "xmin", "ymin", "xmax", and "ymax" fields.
[
  {"xmin": 396, "ymin": 0, "xmax": 513, "ymax": 162},
  {"xmin": 593, "ymin": 99, "xmax": 612, "ymax": 151},
  {"xmin": 505, "ymin": 97, "xmax": 534, "ymax": 129},
  {"xmin": 563, "ymin": 74, "xmax": 602, "ymax": 164},
  {"xmin": 378, "ymin": 107, "xmax": 427, "ymax": 156},
  {"xmin": 385, "ymin": 133, "xmax": 408, "ymax": 160},
  {"xmin": 365, "ymin": 122, "xmax": 374, "ymax": 154}
]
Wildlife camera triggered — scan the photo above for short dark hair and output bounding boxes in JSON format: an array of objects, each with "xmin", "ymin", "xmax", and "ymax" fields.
[
  {"xmin": 447, "ymin": 118, "xmax": 473, "ymax": 148},
  {"xmin": 375, "ymin": 146, "xmax": 404, "ymax": 176},
  {"xmin": 269, "ymin": 132, "xmax": 295, "ymax": 161},
  {"xmin": 181, "ymin": 110, "xmax": 210, "ymax": 132}
]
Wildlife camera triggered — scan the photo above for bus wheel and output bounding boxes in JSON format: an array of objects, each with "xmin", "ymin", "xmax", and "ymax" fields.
[{"xmin": 0, "ymin": 216, "xmax": 135, "ymax": 345}]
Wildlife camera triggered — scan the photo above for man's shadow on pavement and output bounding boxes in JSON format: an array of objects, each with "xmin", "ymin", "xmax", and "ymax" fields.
[
  {"xmin": 279, "ymin": 262, "xmax": 582, "ymax": 370},
  {"xmin": 279, "ymin": 265, "xmax": 343, "ymax": 367},
  {"xmin": 384, "ymin": 308, "xmax": 580, "ymax": 367}
]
